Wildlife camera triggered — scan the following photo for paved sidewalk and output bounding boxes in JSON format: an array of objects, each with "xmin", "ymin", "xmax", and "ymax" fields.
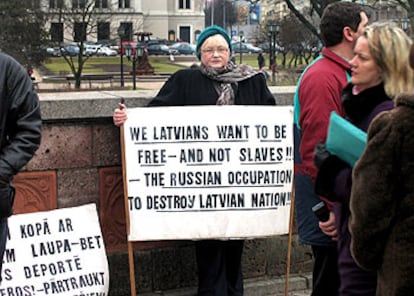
[{"xmin": 139, "ymin": 273, "xmax": 312, "ymax": 296}]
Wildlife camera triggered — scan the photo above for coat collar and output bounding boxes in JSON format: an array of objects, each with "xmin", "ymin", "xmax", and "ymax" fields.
[
  {"xmin": 395, "ymin": 92, "xmax": 414, "ymax": 109},
  {"xmin": 342, "ymin": 83, "xmax": 392, "ymax": 122}
]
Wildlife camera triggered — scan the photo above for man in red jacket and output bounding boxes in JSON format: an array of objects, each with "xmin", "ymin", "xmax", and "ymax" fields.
[{"xmin": 293, "ymin": 2, "xmax": 368, "ymax": 295}]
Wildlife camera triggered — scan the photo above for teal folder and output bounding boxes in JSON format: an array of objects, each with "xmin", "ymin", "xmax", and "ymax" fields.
[{"xmin": 325, "ymin": 111, "xmax": 367, "ymax": 167}]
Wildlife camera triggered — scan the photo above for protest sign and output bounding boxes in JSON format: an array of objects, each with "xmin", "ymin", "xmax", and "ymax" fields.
[
  {"xmin": 123, "ymin": 105, "xmax": 293, "ymax": 241},
  {"xmin": 1, "ymin": 204, "xmax": 109, "ymax": 295}
]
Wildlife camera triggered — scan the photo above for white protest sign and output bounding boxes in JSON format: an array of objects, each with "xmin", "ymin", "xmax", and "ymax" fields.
[
  {"xmin": 1, "ymin": 204, "xmax": 109, "ymax": 295},
  {"xmin": 123, "ymin": 105, "xmax": 293, "ymax": 241}
]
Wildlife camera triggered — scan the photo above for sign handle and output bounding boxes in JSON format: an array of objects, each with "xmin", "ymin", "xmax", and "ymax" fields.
[
  {"xmin": 284, "ymin": 183, "xmax": 295, "ymax": 295},
  {"xmin": 121, "ymin": 124, "xmax": 137, "ymax": 296}
]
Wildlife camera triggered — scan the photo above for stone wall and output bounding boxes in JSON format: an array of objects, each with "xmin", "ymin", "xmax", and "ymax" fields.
[{"xmin": 13, "ymin": 87, "xmax": 312, "ymax": 295}]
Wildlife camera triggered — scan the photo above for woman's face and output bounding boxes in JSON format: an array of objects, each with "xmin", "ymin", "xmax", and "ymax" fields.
[
  {"xmin": 349, "ymin": 36, "xmax": 382, "ymax": 92},
  {"xmin": 200, "ymin": 34, "xmax": 230, "ymax": 69}
]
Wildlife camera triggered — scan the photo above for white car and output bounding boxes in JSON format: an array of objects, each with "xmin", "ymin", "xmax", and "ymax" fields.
[
  {"xmin": 97, "ymin": 46, "xmax": 118, "ymax": 56},
  {"xmin": 83, "ymin": 44, "xmax": 102, "ymax": 56}
]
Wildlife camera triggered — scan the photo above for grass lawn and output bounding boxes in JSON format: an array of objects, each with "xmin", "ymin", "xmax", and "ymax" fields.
[
  {"xmin": 39, "ymin": 53, "xmax": 300, "ymax": 86},
  {"xmin": 41, "ymin": 54, "xmax": 263, "ymax": 76}
]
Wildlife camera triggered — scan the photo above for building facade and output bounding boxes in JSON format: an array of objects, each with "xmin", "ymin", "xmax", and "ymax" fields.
[{"xmin": 44, "ymin": 0, "xmax": 205, "ymax": 45}]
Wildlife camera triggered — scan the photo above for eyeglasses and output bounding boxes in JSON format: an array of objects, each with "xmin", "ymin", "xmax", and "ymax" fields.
[{"xmin": 201, "ymin": 47, "xmax": 229, "ymax": 55}]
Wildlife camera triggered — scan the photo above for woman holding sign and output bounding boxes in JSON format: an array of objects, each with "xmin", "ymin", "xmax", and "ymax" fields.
[
  {"xmin": 313, "ymin": 22, "xmax": 414, "ymax": 295},
  {"xmin": 113, "ymin": 25, "xmax": 275, "ymax": 296}
]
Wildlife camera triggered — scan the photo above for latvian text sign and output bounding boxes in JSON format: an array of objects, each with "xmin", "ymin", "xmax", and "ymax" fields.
[
  {"xmin": 123, "ymin": 106, "xmax": 293, "ymax": 241},
  {"xmin": 1, "ymin": 204, "xmax": 109, "ymax": 295}
]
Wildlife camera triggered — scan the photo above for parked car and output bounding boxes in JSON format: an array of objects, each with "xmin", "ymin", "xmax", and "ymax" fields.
[
  {"xmin": 46, "ymin": 47, "xmax": 62, "ymax": 57},
  {"xmin": 147, "ymin": 44, "xmax": 177, "ymax": 55},
  {"xmin": 97, "ymin": 46, "xmax": 118, "ymax": 56},
  {"xmin": 61, "ymin": 44, "xmax": 80, "ymax": 56},
  {"xmin": 231, "ymin": 42, "xmax": 263, "ymax": 54},
  {"xmin": 83, "ymin": 43, "xmax": 102, "ymax": 56},
  {"xmin": 257, "ymin": 42, "xmax": 270, "ymax": 53},
  {"xmin": 170, "ymin": 42, "xmax": 196, "ymax": 55},
  {"xmin": 257, "ymin": 42, "xmax": 284, "ymax": 53},
  {"xmin": 96, "ymin": 39, "xmax": 120, "ymax": 53}
]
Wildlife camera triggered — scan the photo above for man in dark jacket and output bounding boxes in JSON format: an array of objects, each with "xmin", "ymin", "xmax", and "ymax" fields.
[{"xmin": 0, "ymin": 52, "xmax": 42, "ymax": 281}]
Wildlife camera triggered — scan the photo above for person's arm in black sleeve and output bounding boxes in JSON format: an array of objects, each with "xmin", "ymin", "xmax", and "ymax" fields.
[{"xmin": 313, "ymin": 141, "xmax": 348, "ymax": 201}]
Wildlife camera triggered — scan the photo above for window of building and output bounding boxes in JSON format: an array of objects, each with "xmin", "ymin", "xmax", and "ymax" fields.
[
  {"xmin": 74, "ymin": 22, "xmax": 87, "ymax": 42},
  {"xmin": 31, "ymin": 0, "xmax": 41, "ymax": 8},
  {"xmin": 118, "ymin": 0, "xmax": 130, "ymax": 8},
  {"xmin": 72, "ymin": 0, "xmax": 86, "ymax": 9},
  {"xmin": 50, "ymin": 22, "xmax": 64, "ymax": 43},
  {"xmin": 119, "ymin": 22, "xmax": 133, "ymax": 40},
  {"xmin": 168, "ymin": 30, "xmax": 176, "ymax": 42},
  {"xmin": 97, "ymin": 22, "xmax": 110, "ymax": 41},
  {"xmin": 179, "ymin": 0, "xmax": 191, "ymax": 9},
  {"xmin": 95, "ymin": 0, "xmax": 108, "ymax": 8},
  {"xmin": 49, "ymin": 0, "xmax": 64, "ymax": 9}
]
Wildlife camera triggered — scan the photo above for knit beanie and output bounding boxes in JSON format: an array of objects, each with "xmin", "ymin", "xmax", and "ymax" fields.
[{"xmin": 196, "ymin": 25, "xmax": 232, "ymax": 60}]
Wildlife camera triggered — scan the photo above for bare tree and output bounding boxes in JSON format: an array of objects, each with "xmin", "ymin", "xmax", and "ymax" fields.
[
  {"xmin": 0, "ymin": 1, "xmax": 49, "ymax": 67},
  {"xmin": 283, "ymin": 0, "xmax": 337, "ymax": 40},
  {"xmin": 48, "ymin": 0, "xmax": 121, "ymax": 89}
]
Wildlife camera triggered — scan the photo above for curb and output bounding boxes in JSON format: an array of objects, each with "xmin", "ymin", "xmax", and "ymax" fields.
[{"xmin": 139, "ymin": 273, "xmax": 312, "ymax": 296}]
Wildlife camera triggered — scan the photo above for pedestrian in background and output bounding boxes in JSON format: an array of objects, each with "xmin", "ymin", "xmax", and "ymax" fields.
[
  {"xmin": 113, "ymin": 25, "xmax": 275, "ymax": 296},
  {"xmin": 314, "ymin": 22, "xmax": 414, "ymax": 295},
  {"xmin": 293, "ymin": 2, "xmax": 368, "ymax": 295},
  {"xmin": 0, "ymin": 52, "xmax": 42, "ymax": 282},
  {"xmin": 257, "ymin": 52, "xmax": 265, "ymax": 70},
  {"xmin": 349, "ymin": 38, "xmax": 414, "ymax": 296}
]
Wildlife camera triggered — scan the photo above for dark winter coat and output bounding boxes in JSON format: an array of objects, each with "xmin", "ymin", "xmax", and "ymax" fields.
[
  {"xmin": 350, "ymin": 92, "xmax": 414, "ymax": 296},
  {"xmin": 0, "ymin": 53, "xmax": 41, "ymax": 182},
  {"xmin": 0, "ymin": 53, "xmax": 41, "ymax": 218},
  {"xmin": 315, "ymin": 83, "xmax": 394, "ymax": 295},
  {"xmin": 148, "ymin": 67, "xmax": 275, "ymax": 106}
]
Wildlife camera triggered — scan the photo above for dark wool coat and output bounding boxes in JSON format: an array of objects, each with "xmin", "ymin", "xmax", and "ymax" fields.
[
  {"xmin": 315, "ymin": 83, "xmax": 394, "ymax": 295},
  {"xmin": 350, "ymin": 92, "xmax": 414, "ymax": 296},
  {"xmin": 148, "ymin": 67, "xmax": 275, "ymax": 107}
]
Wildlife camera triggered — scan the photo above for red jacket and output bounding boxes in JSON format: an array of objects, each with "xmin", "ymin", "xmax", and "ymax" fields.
[
  {"xmin": 296, "ymin": 47, "xmax": 350, "ymax": 182},
  {"xmin": 293, "ymin": 47, "xmax": 350, "ymax": 246}
]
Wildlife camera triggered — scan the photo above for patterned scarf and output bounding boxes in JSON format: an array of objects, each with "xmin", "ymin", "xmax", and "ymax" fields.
[{"xmin": 200, "ymin": 62, "xmax": 258, "ymax": 105}]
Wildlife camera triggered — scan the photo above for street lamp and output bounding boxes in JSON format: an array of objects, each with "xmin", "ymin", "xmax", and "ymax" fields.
[
  {"xmin": 268, "ymin": 22, "xmax": 280, "ymax": 84},
  {"xmin": 125, "ymin": 43, "xmax": 144, "ymax": 90},
  {"xmin": 117, "ymin": 25, "xmax": 126, "ymax": 87},
  {"xmin": 207, "ymin": 0, "xmax": 215, "ymax": 26},
  {"xmin": 239, "ymin": 30, "xmax": 244, "ymax": 64},
  {"xmin": 401, "ymin": 18, "xmax": 409, "ymax": 32}
]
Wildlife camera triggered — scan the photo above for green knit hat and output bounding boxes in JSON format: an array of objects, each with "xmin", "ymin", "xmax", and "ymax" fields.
[{"xmin": 196, "ymin": 25, "xmax": 232, "ymax": 60}]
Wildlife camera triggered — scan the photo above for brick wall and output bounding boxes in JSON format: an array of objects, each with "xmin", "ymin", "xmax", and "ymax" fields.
[{"xmin": 12, "ymin": 88, "xmax": 312, "ymax": 294}]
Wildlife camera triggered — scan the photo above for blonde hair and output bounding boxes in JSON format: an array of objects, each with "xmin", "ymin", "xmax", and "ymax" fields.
[{"xmin": 363, "ymin": 22, "xmax": 414, "ymax": 97}]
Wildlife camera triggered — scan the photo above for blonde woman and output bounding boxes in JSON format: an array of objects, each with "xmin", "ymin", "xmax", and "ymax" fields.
[
  {"xmin": 349, "ymin": 42, "xmax": 414, "ymax": 295},
  {"xmin": 314, "ymin": 22, "xmax": 414, "ymax": 295}
]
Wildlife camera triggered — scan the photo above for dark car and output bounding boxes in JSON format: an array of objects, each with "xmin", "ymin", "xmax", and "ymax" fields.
[
  {"xmin": 231, "ymin": 42, "xmax": 263, "ymax": 54},
  {"xmin": 147, "ymin": 44, "xmax": 177, "ymax": 55},
  {"xmin": 61, "ymin": 44, "xmax": 80, "ymax": 56},
  {"xmin": 170, "ymin": 42, "xmax": 196, "ymax": 55},
  {"xmin": 46, "ymin": 47, "xmax": 62, "ymax": 57}
]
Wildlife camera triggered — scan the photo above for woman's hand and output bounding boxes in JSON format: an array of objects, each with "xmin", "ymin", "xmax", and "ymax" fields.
[
  {"xmin": 319, "ymin": 211, "xmax": 338, "ymax": 241},
  {"xmin": 113, "ymin": 103, "xmax": 127, "ymax": 127}
]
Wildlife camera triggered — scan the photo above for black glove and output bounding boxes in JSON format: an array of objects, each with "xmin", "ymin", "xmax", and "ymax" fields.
[
  {"xmin": 314, "ymin": 141, "xmax": 331, "ymax": 169},
  {"xmin": 0, "ymin": 183, "xmax": 15, "ymax": 218},
  {"xmin": 313, "ymin": 141, "xmax": 348, "ymax": 201}
]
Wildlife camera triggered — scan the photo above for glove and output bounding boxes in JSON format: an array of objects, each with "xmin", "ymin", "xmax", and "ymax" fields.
[
  {"xmin": 313, "ymin": 141, "xmax": 348, "ymax": 201},
  {"xmin": 0, "ymin": 183, "xmax": 15, "ymax": 218},
  {"xmin": 314, "ymin": 141, "xmax": 331, "ymax": 169}
]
